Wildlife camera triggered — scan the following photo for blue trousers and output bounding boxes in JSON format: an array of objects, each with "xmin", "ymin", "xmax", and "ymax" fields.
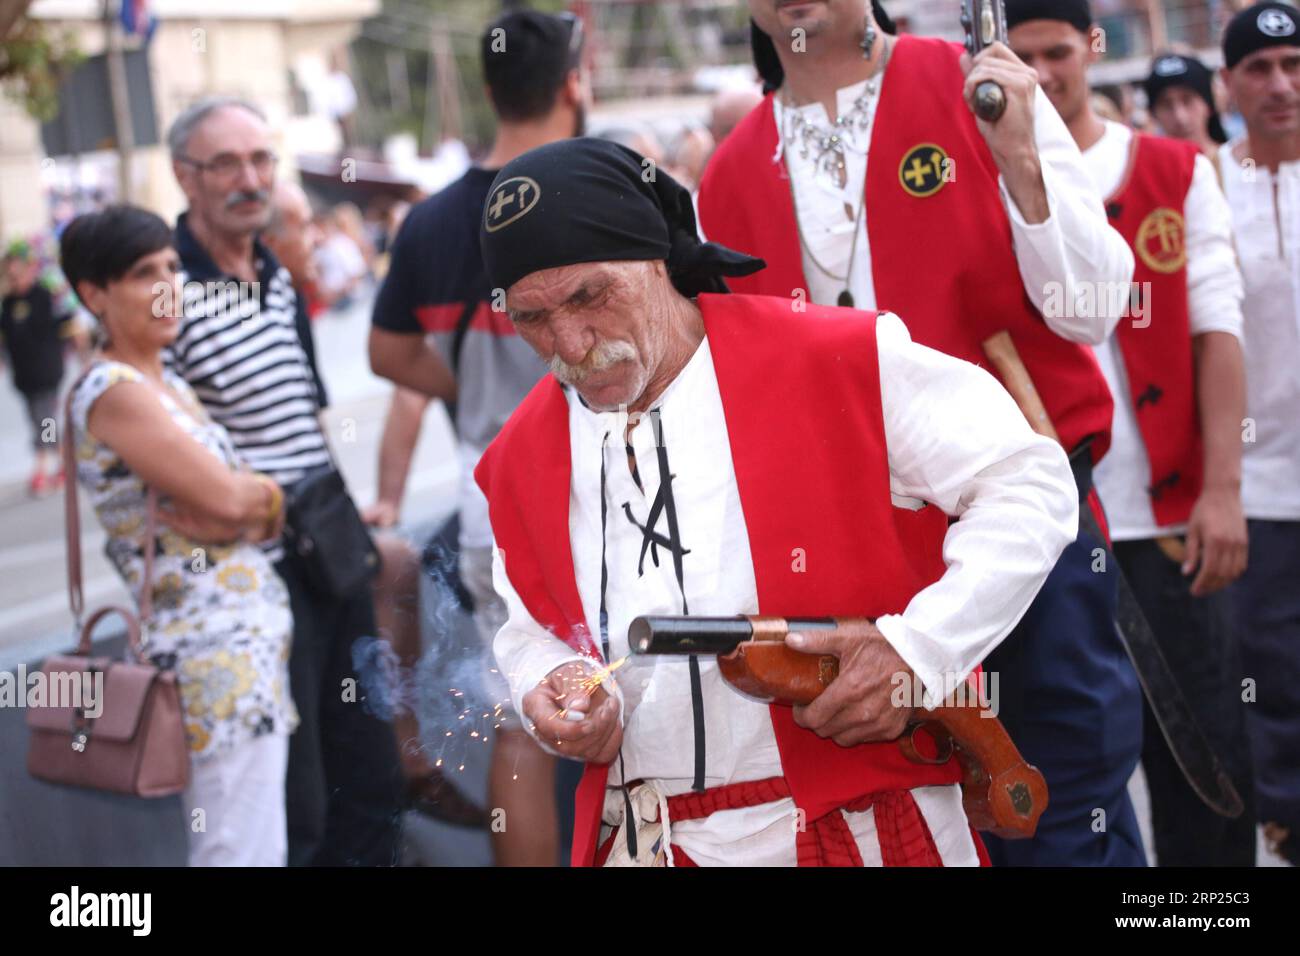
[
  {"xmin": 1227, "ymin": 518, "xmax": 1300, "ymax": 833},
  {"xmin": 982, "ymin": 525, "xmax": 1147, "ymax": 866}
]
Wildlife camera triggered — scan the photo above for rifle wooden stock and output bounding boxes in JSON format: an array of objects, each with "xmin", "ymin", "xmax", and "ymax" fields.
[
  {"xmin": 981, "ymin": 330, "xmax": 1061, "ymax": 443},
  {"xmin": 629, "ymin": 614, "xmax": 1048, "ymax": 838}
]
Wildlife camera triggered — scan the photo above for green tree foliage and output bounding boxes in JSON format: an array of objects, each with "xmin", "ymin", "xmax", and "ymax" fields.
[
  {"xmin": 351, "ymin": 0, "xmax": 567, "ymax": 155},
  {"xmin": 0, "ymin": 17, "xmax": 83, "ymax": 122}
]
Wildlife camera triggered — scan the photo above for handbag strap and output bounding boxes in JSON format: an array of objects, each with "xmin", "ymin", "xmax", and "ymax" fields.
[{"xmin": 64, "ymin": 366, "xmax": 159, "ymax": 658}]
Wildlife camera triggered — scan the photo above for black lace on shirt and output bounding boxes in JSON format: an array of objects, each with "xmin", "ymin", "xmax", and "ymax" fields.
[{"xmin": 597, "ymin": 408, "xmax": 707, "ymax": 857}]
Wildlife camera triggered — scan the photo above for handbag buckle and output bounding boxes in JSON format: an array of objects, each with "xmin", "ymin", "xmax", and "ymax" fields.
[
  {"xmin": 70, "ymin": 707, "xmax": 91, "ymax": 752},
  {"xmin": 69, "ymin": 677, "xmax": 96, "ymax": 752}
]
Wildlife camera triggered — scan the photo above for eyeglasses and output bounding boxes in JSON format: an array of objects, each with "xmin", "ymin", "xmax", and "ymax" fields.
[{"xmin": 179, "ymin": 149, "xmax": 278, "ymax": 181}]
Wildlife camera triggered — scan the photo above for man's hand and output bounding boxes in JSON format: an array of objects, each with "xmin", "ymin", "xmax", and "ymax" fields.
[
  {"xmin": 1183, "ymin": 487, "xmax": 1248, "ymax": 596},
  {"xmin": 787, "ymin": 622, "xmax": 915, "ymax": 747},
  {"xmin": 521, "ymin": 661, "xmax": 623, "ymax": 764},
  {"xmin": 960, "ymin": 42, "xmax": 1049, "ymax": 223},
  {"xmin": 362, "ymin": 499, "xmax": 400, "ymax": 528}
]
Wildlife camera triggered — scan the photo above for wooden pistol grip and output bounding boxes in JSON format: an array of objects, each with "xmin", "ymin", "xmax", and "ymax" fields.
[
  {"xmin": 715, "ymin": 610, "xmax": 1048, "ymax": 837},
  {"xmin": 718, "ymin": 643, "xmax": 838, "ymax": 706},
  {"xmin": 914, "ymin": 704, "xmax": 1048, "ymax": 838}
]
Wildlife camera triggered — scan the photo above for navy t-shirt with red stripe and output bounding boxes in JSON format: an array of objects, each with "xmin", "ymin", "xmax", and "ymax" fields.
[{"xmin": 372, "ymin": 166, "xmax": 547, "ymax": 452}]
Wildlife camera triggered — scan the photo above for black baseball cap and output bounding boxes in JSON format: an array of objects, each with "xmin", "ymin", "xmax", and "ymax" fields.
[
  {"xmin": 1144, "ymin": 53, "xmax": 1227, "ymax": 144},
  {"xmin": 1223, "ymin": 2, "xmax": 1300, "ymax": 70}
]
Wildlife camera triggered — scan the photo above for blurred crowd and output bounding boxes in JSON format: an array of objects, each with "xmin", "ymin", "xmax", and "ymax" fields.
[{"xmin": 2, "ymin": 0, "xmax": 1297, "ymax": 870}]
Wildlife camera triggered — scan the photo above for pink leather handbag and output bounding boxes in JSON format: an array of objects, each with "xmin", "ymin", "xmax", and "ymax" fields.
[{"xmin": 25, "ymin": 379, "xmax": 190, "ymax": 797}]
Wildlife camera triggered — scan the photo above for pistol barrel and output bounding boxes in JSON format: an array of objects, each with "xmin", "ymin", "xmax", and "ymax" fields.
[
  {"xmin": 628, "ymin": 615, "xmax": 841, "ymax": 656},
  {"xmin": 628, "ymin": 616, "xmax": 752, "ymax": 656}
]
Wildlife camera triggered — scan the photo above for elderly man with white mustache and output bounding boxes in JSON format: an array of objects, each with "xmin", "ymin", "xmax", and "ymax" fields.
[{"xmin": 473, "ymin": 137, "xmax": 1079, "ymax": 867}]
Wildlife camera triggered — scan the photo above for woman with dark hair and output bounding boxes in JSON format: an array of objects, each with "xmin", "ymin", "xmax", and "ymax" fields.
[{"xmin": 61, "ymin": 204, "xmax": 297, "ymax": 866}]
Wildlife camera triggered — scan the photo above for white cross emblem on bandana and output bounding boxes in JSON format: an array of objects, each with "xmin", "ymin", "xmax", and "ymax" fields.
[
  {"xmin": 1258, "ymin": 9, "xmax": 1297, "ymax": 37},
  {"xmin": 484, "ymin": 175, "xmax": 541, "ymax": 233}
]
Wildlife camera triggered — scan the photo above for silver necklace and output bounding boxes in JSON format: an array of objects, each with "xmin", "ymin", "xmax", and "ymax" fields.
[
  {"xmin": 780, "ymin": 39, "xmax": 890, "ymax": 308},
  {"xmin": 785, "ymin": 172, "xmax": 866, "ymax": 308},
  {"xmin": 781, "ymin": 33, "xmax": 891, "ymax": 182},
  {"xmin": 782, "ymin": 79, "xmax": 878, "ymax": 182}
]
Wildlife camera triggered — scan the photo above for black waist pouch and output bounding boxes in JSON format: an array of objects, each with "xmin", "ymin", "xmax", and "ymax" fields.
[{"xmin": 283, "ymin": 467, "xmax": 380, "ymax": 599}]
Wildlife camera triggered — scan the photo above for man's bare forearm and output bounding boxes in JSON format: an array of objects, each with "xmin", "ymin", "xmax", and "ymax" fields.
[
  {"xmin": 368, "ymin": 327, "xmax": 457, "ymax": 402},
  {"xmin": 1194, "ymin": 331, "xmax": 1247, "ymax": 491},
  {"xmin": 376, "ymin": 387, "xmax": 431, "ymax": 509}
]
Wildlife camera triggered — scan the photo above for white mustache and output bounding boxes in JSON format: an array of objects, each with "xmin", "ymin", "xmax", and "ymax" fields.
[{"xmin": 549, "ymin": 340, "xmax": 637, "ymax": 385}]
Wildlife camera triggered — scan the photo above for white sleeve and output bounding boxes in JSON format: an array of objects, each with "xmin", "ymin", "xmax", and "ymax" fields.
[
  {"xmin": 870, "ymin": 313, "xmax": 1078, "ymax": 709},
  {"xmin": 1184, "ymin": 154, "xmax": 1245, "ymax": 339},
  {"xmin": 999, "ymin": 88, "xmax": 1136, "ymax": 345},
  {"xmin": 490, "ymin": 539, "xmax": 593, "ymax": 756}
]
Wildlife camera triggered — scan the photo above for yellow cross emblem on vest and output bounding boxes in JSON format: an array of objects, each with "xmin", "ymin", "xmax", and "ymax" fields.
[
  {"xmin": 898, "ymin": 143, "xmax": 950, "ymax": 198},
  {"xmin": 1135, "ymin": 207, "xmax": 1187, "ymax": 274}
]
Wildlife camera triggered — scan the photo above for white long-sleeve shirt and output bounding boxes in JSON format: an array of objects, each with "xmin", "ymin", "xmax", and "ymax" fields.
[
  {"xmin": 1079, "ymin": 121, "xmax": 1244, "ymax": 541},
  {"xmin": 774, "ymin": 79, "xmax": 1135, "ymax": 345},
  {"xmin": 1217, "ymin": 140, "xmax": 1300, "ymax": 520},
  {"xmin": 490, "ymin": 313, "xmax": 1078, "ymax": 866}
]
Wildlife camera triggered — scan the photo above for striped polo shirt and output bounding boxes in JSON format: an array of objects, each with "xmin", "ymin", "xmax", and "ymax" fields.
[{"xmin": 170, "ymin": 213, "xmax": 331, "ymax": 489}]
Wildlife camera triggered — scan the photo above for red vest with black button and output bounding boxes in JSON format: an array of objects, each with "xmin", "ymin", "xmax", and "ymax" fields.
[
  {"xmin": 1103, "ymin": 132, "xmax": 1202, "ymax": 526},
  {"xmin": 475, "ymin": 292, "xmax": 963, "ymax": 867},
  {"xmin": 698, "ymin": 33, "xmax": 1114, "ymax": 463}
]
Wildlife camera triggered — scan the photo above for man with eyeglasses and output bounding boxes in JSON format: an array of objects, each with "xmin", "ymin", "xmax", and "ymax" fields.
[{"xmin": 166, "ymin": 96, "xmax": 403, "ymax": 866}]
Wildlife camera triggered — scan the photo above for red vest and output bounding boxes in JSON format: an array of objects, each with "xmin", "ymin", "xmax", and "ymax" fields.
[
  {"xmin": 698, "ymin": 34, "xmax": 1114, "ymax": 463},
  {"xmin": 1105, "ymin": 133, "xmax": 1202, "ymax": 526},
  {"xmin": 475, "ymin": 293, "xmax": 963, "ymax": 866}
]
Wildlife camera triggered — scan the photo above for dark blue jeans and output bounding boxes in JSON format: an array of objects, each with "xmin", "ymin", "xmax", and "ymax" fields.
[
  {"xmin": 1227, "ymin": 518, "xmax": 1300, "ymax": 834},
  {"xmin": 983, "ymin": 526, "xmax": 1147, "ymax": 866}
]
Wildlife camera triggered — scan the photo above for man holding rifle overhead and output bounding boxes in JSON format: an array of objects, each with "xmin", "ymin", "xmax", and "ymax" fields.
[
  {"xmin": 697, "ymin": 0, "xmax": 1143, "ymax": 865},
  {"xmin": 474, "ymin": 137, "xmax": 1079, "ymax": 866}
]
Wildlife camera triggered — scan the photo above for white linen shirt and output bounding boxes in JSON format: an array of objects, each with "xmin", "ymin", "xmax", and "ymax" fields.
[
  {"xmin": 772, "ymin": 76, "xmax": 1135, "ymax": 345},
  {"xmin": 1080, "ymin": 121, "xmax": 1244, "ymax": 541},
  {"xmin": 1217, "ymin": 140, "xmax": 1300, "ymax": 520},
  {"xmin": 490, "ymin": 313, "xmax": 1077, "ymax": 866}
]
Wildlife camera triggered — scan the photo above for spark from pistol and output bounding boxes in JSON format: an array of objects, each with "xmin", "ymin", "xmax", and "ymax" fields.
[{"xmin": 556, "ymin": 656, "xmax": 628, "ymax": 721}]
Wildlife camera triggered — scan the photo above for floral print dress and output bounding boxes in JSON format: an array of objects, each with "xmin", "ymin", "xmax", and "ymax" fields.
[{"xmin": 70, "ymin": 360, "xmax": 297, "ymax": 761}]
